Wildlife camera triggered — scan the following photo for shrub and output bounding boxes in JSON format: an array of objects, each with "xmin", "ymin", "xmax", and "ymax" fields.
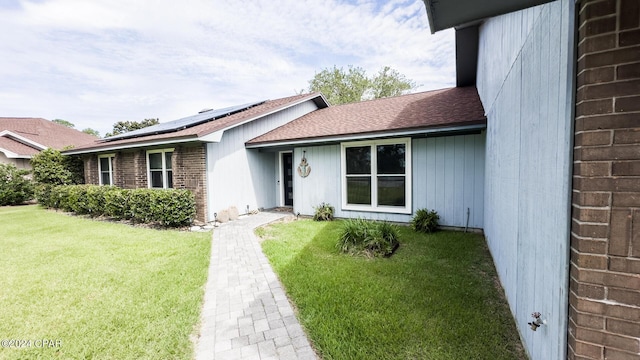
[
  {"xmin": 103, "ymin": 187, "xmax": 131, "ymax": 220},
  {"xmin": 30, "ymin": 148, "xmax": 83, "ymax": 185},
  {"xmin": 151, "ymin": 189, "xmax": 196, "ymax": 227},
  {"xmin": 411, "ymin": 208, "xmax": 440, "ymax": 233},
  {"xmin": 338, "ymin": 218, "xmax": 400, "ymax": 257},
  {"xmin": 0, "ymin": 164, "xmax": 34, "ymax": 206},
  {"xmin": 313, "ymin": 202, "xmax": 334, "ymax": 221},
  {"xmin": 36, "ymin": 185, "xmax": 196, "ymax": 228},
  {"xmin": 35, "ymin": 184, "xmax": 55, "ymax": 208}
]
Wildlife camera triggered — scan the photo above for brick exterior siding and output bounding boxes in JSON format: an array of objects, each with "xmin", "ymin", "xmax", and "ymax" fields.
[
  {"xmin": 569, "ymin": 0, "xmax": 640, "ymax": 359},
  {"xmin": 84, "ymin": 155, "xmax": 98, "ymax": 185},
  {"xmin": 83, "ymin": 144, "xmax": 208, "ymax": 223},
  {"xmin": 173, "ymin": 144, "xmax": 207, "ymax": 224}
]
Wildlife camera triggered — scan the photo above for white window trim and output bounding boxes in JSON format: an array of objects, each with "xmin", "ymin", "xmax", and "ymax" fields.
[
  {"xmin": 146, "ymin": 148, "xmax": 174, "ymax": 189},
  {"xmin": 98, "ymin": 154, "xmax": 115, "ymax": 186},
  {"xmin": 341, "ymin": 138, "xmax": 412, "ymax": 214}
]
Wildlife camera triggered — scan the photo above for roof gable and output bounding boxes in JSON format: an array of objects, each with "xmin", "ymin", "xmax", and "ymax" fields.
[
  {"xmin": 247, "ymin": 86, "xmax": 486, "ymax": 147},
  {"xmin": 65, "ymin": 93, "xmax": 329, "ymax": 154},
  {"xmin": 0, "ymin": 117, "xmax": 98, "ymax": 157}
]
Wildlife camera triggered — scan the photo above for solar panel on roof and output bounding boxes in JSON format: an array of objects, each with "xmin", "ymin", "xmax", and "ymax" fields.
[{"xmin": 104, "ymin": 100, "xmax": 266, "ymax": 141}]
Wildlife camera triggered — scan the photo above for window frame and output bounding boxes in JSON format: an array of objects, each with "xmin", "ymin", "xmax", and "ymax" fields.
[
  {"xmin": 98, "ymin": 154, "xmax": 115, "ymax": 186},
  {"xmin": 341, "ymin": 138, "xmax": 412, "ymax": 214},
  {"xmin": 146, "ymin": 148, "xmax": 174, "ymax": 189}
]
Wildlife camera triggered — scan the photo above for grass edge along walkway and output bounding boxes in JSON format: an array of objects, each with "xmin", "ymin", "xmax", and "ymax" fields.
[
  {"xmin": 0, "ymin": 205, "xmax": 211, "ymax": 360},
  {"xmin": 258, "ymin": 219, "xmax": 526, "ymax": 360}
]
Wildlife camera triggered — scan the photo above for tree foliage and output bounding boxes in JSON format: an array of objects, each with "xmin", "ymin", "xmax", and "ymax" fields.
[
  {"xmin": 308, "ymin": 65, "xmax": 417, "ymax": 105},
  {"xmin": 82, "ymin": 128, "xmax": 100, "ymax": 137},
  {"xmin": 105, "ymin": 118, "xmax": 160, "ymax": 137},
  {"xmin": 30, "ymin": 148, "xmax": 83, "ymax": 185},
  {"xmin": 308, "ymin": 66, "xmax": 371, "ymax": 105},
  {"xmin": 52, "ymin": 119, "xmax": 75, "ymax": 128},
  {"xmin": 371, "ymin": 66, "xmax": 417, "ymax": 99},
  {"xmin": 0, "ymin": 164, "xmax": 33, "ymax": 205}
]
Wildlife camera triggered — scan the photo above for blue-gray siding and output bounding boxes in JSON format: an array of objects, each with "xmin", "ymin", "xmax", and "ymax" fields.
[
  {"xmin": 292, "ymin": 133, "xmax": 485, "ymax": 227},
  {"xmin": 477, "ymin": 1, "xmax": 574, "ymax": 359},
  {"xmin": 205, "ymin": 100, "xmax": 319, "ymax": 221}
]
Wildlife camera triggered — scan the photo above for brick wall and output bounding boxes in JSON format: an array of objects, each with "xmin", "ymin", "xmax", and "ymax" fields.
[
  {"xmin": 113, "ymin": 150, "xmax": 147, "ymax": 189},
  {"xmin": 82, "ymin": 145, "xmax": 208, "ymax": 223},
  {"xmin": 173, "ymin": 144, "xmax": 207, "ymax": 223},
  {"xmin": 569, "ymin": 0, "xmax": 640, "ymax": 359},
  {"xmin": 84, "ymin": 155, "xmax": 98, "ymax": 185}
]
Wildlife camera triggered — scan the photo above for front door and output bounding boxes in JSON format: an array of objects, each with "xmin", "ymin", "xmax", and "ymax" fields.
[{"xmin": 282, "ymin": 152, "xmax": 293, "ymax": 206}]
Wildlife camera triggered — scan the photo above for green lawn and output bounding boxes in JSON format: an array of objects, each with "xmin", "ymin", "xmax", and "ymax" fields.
[
  {"xmin": 0, "ymin": 205, "xmax": 211, "ymax": 360},
  {"xmin": 258, "ymin": 220, "xmax": 526, "ymax": 360}
]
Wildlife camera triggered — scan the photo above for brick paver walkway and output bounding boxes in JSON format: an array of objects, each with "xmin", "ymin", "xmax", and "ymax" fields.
[{"xmin": 195, "ymin": 212, "xmax": 317, "ymax": 360}]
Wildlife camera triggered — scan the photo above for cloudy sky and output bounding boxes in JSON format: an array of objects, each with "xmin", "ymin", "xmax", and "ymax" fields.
[{"xmin": 0, "ymin": 0, "xmax": 455, "ymax": 137}]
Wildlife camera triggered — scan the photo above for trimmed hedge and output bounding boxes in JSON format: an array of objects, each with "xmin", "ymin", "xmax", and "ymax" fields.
[{"xmin": 36, "ymin": 185, "xmax": 196, "ymax": 227}]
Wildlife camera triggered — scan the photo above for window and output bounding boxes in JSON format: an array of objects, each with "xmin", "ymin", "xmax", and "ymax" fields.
[
  {"xmin": 147, "ymin": 149, "xmax": 173, "ymax": 189},
  {"xmin": 98, "ymin": 154, "xmax": 115, "ymax": 185},
  {"xmin": 341, "ymin": 138, "xmax": 411, "ymax": 213}
]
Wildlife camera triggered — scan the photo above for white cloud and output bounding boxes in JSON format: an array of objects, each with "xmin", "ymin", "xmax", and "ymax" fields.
[{"xmin": 0, "ymin": 0, "xmax": 455, "ymax": 136}]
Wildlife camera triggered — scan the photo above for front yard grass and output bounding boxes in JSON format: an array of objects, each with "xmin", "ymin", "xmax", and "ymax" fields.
[
  {"xmin": 0, "ymin": 205, "xmax": 211, "ymax": 360},
  {"xmin": 258, "ymin": 220, "xmax": 526, "ymax": 360}
]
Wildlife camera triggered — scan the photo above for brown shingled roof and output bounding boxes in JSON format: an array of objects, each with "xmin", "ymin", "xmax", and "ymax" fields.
[
  {"xmin": 0, "ymin": 117, "xmax": 98, "ymax": 157},
  {"xmin": 69, "ymin": 93, "xmax": 327, "ymax": 153},
  {"xmin": 247, "ymin": 86, "xmax": 486, "ymax": 145},
  {"xmin": 0, "ymin": 136, "xmax": 40, "ymax": 157}
]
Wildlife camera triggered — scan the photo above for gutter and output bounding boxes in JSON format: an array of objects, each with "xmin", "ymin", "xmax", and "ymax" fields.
[
  {"xmin": 245, "ymin": 123, "xmax": 486, "ymax": 149},
  {"xmin": 63, "ymin": 136, "xmax": 200, "ymax": 155}
]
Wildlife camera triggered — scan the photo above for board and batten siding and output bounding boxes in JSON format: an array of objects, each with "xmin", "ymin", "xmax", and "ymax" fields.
[
  {"xmin": 477, "ymin": 1, "xmax": 575, "ymax": 359},
  {"xmin": 206, "ymin": 100, "xmax": 318, "ymax": 221},
  {"xmin": 292, "ymin": 133, "xmax": 485, "ymax": 227}
]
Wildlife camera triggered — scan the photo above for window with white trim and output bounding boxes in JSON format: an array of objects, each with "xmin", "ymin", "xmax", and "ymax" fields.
[
  {"xmin": 147, "ymin": 149, "xmax": 173, "ymax": 189},
  {"xmin": 98, "ymin": 154, "xmax": 115, "ymax": 186},
  {"xmin": 341, "ymin": 138, "xmax": 411, "ymax": 213}
]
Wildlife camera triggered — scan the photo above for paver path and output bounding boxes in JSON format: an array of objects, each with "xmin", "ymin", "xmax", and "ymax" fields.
[{"xmin": 196, "ymin": 212, "xmax": 317, "ymax": 360}]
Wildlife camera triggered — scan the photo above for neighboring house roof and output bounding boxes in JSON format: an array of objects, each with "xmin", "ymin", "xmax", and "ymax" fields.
[
  {"xmin": 246, "ymin": 86, "xmax": 486, "ymax": 148},
  {"xmin": 0, "ymin": 117, "xmax": 98, "ymax": 159},
  {"xmin": 423, "ymin": 0, "xmax": 554, "ymax": 33},
  {"xmin": 0, "ymin": 136, "xmax": 40, "ymax": 158},
  {"xmin": 64, "ymin": 93, "xmax": 329, "ymax": 155}
]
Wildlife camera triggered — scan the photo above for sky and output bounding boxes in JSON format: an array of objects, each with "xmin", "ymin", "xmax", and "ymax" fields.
[{"xmin": 0, "ymin": 0, "xmax": 455, "ymax": 137}]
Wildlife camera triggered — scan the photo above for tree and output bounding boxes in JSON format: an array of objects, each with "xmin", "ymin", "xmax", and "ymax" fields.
[
  {"xmin": 82, "ymin": 128, "xmax": 100, "ymax": 137},
  {"xmin": 52, "ymin": 119, "xmax": 75, "ymax": 128},
  {"xmin": 105, "ymin": 118, "xmax": 160, "ymax": 137},
  {"xmin": 371, "ymin": 66, "xmax": 417, "ymax": 99},
  {"xmin": 308, "ymin": 66, "xmax": 371, "ymax": 105},
  {"xmin": 0, "ymin": 164, "xmax": 33, "ymax": 205},
  {"xmin": 308, "ymin": 65, "xmax": 417, "ymax": 105}
]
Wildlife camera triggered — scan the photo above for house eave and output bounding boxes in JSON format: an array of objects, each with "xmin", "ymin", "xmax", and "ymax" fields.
[
  {"xmin": 0, "ymin": 130, "xmax": 47, "ymax": 151},
  {"xmin": 62, "ymin": 136, "xmax": 200, "ymax": 155},
  {"xmin": 423, "ymin": 0, "xmax": 555, "ymax": 33},
  {"xmin": 245, "ymin": 122, "xmax": 486, "ymax": 149},
  {"xmin": 0, "ymin": 148, "xmax": 31, "ymax": 159}
]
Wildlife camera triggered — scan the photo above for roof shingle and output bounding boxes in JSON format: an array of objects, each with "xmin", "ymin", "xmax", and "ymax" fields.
[
  {"xmin": 248, "ymin": 86, "xmax": 486, "ymax": 145},
  {"xmin": 0, "ymin": 117, "xmax": 98, "ymax": 157}
]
